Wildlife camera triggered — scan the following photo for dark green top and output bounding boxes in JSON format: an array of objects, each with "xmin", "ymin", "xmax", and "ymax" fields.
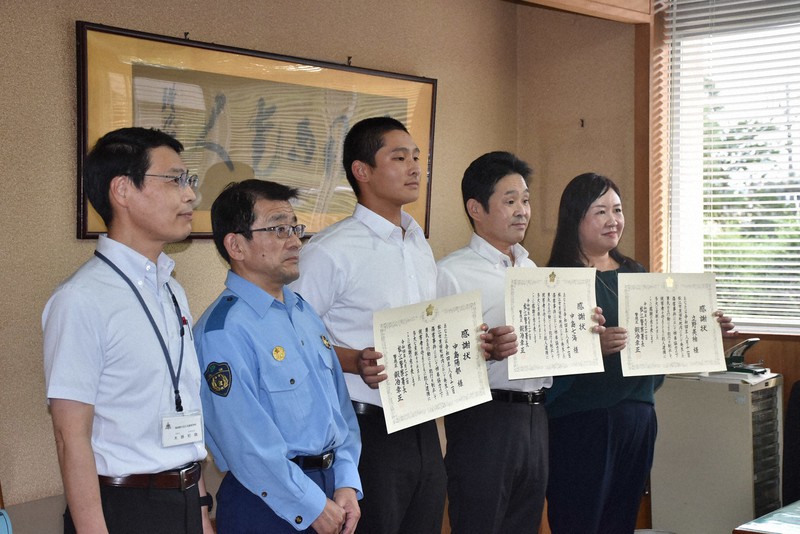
[{"xmin": 546, "ymin": 262, "xmax": 665, "ymax": 419}]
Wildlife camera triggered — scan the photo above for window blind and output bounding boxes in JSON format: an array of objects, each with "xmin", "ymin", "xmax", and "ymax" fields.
[{"xmin": 664, "ymin": 0, "xmax": 800, "ymax": 333}]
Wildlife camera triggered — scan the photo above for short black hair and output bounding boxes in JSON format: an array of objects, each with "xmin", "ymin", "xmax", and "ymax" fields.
[
  {"xmin": 210, "ymin": 179, "xmax": 299, "ymax": 264},
  {"xmin": 84, "ymin": 127, "xmax": 183, "ymax": 226},
  {"xmin": 342, "ymin": 116, "xmax": 409, "ymax": 198},
  {"xmin": 461, "ymin": 151, "xmax": 532, "ymax": 229}
]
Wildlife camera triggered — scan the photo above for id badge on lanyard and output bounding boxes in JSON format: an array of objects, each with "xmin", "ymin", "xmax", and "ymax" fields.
[
  {"xmin": 161, "ymin": 410, "xmax": 203, "ymax": 447},
  {"xmin": 95, "ymin": 251, "xmax": 204, "ymax": 448}
]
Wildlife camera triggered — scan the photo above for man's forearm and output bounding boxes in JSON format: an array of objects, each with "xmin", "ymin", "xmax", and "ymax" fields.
[
  {"xmin": 198, "ymin": 474, "xmax": 214, "ymax": 534},
  {"xmin": 57, "ymin": 435, "xmax": 107, "ymax": 532},
  {"xmin": 51, "ymin": 399, "xmax": 108, "ymax": 534},
  {"xmin": 333, "ymin": 346, "xmax": 360, "ymax": 374}
]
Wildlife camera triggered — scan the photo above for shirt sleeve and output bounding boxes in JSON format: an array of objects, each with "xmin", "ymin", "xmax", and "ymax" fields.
[
  {"xmin": 292, "ymin": 241, "xmax": 341, "ymax": 317},
  {"xmin": 195, "ymin": 325, "xmax": 327, "ymax": 530},
  {"xmin": 43, "ymin": 285, "xmax": 104, "ymax": 404},
  {"xmin": 436, "ymin": 262, "xmax": 462, "ymax": 299},
  {"xmin": 328, "ymin": 344, "xmax": 363, "ymax": 498}
]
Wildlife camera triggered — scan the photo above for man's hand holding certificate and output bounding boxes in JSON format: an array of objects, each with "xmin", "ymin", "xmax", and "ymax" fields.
[
  {"xmin": 504, "ymin": 269, "xmax": 729, "ymax": 379},
  {"xmin": 373, "ymin": 291, "xmax": 491, "ymax": 434},
  {"xmin": 373, "ymin": 270, "xmax": 730, "ymax": 433}
]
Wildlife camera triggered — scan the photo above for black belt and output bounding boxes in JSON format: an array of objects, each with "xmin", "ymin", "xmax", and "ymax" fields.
[
  {"xmin": 352, "ymin": 401, "xmax": 383, "ymax": 416},
  {"xmin": 491, "ymin": 389, "xmax": 546, "ymax": 405},
  {"xmin": 98, "ymin": 462, "xmax": 200, "ymax": 490},
  {"xmin": 291, "ymin": 451, "xmax": 335, "ymax": 470}
]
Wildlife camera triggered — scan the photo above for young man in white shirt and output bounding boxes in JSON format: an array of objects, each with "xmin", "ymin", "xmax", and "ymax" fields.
[{"xmin": 291, "ymin": 117, "xmax": 446, "ymax": 533}]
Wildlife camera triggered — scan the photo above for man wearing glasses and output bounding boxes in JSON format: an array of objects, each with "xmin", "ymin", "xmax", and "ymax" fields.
[
  {"xmin": 193, "ymin": 179, "xmax": 362, "ymax": 534},
  {"xmin": 43, "ymin": 127, "xmax": 213, "ymax": 533}
]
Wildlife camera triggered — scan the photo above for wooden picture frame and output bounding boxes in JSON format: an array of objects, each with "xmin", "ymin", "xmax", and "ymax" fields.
[{"xmin": 77, "ymin": 21, "xmax": 437, "ymax": 238}]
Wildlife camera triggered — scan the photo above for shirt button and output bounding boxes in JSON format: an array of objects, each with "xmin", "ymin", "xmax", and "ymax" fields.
[
  {"xmin": 290, "ymin": 378, "xmax": 295, "ymax": 385},
  {"xmin": 261, "ymin": 491, "xmax": 267, "ymax": 498},
  {"xmin": 295, "ymin": 516, "xmax": 303, "ymax": 524}
]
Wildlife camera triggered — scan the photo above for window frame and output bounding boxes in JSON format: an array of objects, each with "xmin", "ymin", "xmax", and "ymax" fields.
[{"xmin": 649, "ymin": 0, "xmax": 800, "ymax": 335}]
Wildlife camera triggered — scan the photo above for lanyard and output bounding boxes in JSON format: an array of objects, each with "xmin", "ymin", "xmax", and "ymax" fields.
[{"xmin": 94, "ymin": 250, "xmax": 185, "ymax": 412}]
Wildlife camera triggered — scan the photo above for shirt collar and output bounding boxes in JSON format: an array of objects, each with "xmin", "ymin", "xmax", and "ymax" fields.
[
  {"xmin": 353, "ymin": 203, "xmax": 422, "ymax": 242},
  {"xmin": 224, "ymin": 270, "xmax": 302, "ymax": 317},
  {"xmin": 468, "ymin": 233, "xmax": 530, "ymax": 268},
  {"xmin": 96, "ymin": 234, "xmax": 175, "ymax": 289}
]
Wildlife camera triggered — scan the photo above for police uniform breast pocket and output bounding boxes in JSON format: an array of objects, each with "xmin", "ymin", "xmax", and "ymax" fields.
[
  {"xmin": 317, "ymin": 334, "xmax": 336, "ymax": 370},
  {"xmin": 260, "ymin": 347, "xmax": 311, "ymax": 421}
]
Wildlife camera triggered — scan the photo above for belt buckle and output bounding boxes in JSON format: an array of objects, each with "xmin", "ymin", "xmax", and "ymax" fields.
[
  {"xmin": 321, "ymin": 452, "xmax": 334, "ymax": 469},
  {"xmin": 526, "ymin": 390, "xmax": 544, "ymax": 405},
  {"xmin": 179, "ymin": 463, "xmax": 197, "ymax": 491}
]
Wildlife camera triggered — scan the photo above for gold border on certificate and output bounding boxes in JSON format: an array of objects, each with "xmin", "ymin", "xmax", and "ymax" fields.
[
  {"xmin": 374, "ymin": 291, "xmax": 490, "ymax": 434},
  {"xmin": 619, "ymin": 273, "xmax": 726, "ymax": 376},
  {"xmin": 505, "ymin": 267, "xmax": 603, "ymax": 379}
]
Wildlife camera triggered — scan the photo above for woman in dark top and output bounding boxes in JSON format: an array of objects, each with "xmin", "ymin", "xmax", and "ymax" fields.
[{"xmin": 545, "ymin": 173, "xmax": 734, "ymax": 534}]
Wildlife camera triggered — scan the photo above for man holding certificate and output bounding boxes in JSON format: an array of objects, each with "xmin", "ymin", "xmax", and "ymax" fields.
[
  {"xmin": 292, "ymin": 117, "xmax": 446, "ymax": 533},
  {"xmin": 436, "ymin": 152, "xmax": 554, "ymax": 533}
]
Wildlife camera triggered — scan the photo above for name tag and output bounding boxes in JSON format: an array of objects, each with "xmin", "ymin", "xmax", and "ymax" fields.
[{"xmin": 160, "ymin": 410, "xmax": 203, "ymax": 447}]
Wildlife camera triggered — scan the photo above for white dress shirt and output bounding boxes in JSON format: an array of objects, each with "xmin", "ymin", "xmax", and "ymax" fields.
[
  {"xmin": 291, "ymin": 204, "xmax": 437, "ymax": 407},
  {"xmin": 43, "ymin": 235, "xmax": 206, "ymax": 476},
  {"xmin": 436, "ymin": 233, "xmax": 552, "ymax": 392}
]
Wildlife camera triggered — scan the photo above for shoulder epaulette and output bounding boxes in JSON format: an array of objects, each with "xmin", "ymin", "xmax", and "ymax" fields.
[{"xmin": 205, "ymin": 295, "xmax": 238, "ymax": 333}]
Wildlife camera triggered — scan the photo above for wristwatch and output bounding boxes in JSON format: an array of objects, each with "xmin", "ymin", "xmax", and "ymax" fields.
[{"xmin": 199, "ymin": 494, "xmax": 214, "ymax": 513}]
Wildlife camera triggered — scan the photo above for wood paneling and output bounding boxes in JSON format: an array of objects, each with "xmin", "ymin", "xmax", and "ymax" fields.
[{"xmin": 518, "ymin": 0, "xmax": 651, "ymax": 23}]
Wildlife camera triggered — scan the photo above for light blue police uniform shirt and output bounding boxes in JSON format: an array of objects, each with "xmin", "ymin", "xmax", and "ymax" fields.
[{"xmin": 194, "ymin": 271, "xmax": 362, "ymax": 529}]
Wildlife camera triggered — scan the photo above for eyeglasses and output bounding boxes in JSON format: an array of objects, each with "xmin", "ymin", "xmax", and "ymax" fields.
[
  {"xmin": 144, "ymin": 171, "xmax": 200, "ymax": 190},
  {"xmin": 243, "ymin": 224, "xmax": 307, "ymax": 239}
]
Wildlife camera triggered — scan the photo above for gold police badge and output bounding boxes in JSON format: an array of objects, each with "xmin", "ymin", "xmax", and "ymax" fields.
[{"xmin": 321, "ymin": 335, "xmax": 331, "ymax": 349}]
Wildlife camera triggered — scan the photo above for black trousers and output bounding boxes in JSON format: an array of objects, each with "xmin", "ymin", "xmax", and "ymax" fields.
[
  {"xmin": 355, "ymin": 412, "xmax": 446, "ymax": 534},
  {"xmin": 64, "ymin": 482, "xmax": 202, "ymax": 534},
  {"xmin": 444, "ymin": 399, "xmax": 548, "ymax": 534}
]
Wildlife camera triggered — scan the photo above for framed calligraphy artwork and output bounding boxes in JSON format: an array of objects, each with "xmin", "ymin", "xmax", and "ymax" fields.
[{"xmin": 76, "ymin": 21, "xmax": 437, "ymax": 238}]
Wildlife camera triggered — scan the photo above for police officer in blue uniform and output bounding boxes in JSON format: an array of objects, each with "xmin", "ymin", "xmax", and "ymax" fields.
[{"xmin": 194, "ymin": 179, "xmax": 362, "ymax": 534}]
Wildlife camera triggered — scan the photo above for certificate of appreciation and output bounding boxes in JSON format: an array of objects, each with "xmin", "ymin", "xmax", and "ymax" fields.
[
  {"xmin": 619, "ymin": 272, "xmax": 726, "ymax": 376},
  {"xmin": 374, "ymin": 291, "xmax": 491, "ymax": 433},
  {"xmin": 505, "ymin": 267, "xmax": 604, "ymax": 379}
]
